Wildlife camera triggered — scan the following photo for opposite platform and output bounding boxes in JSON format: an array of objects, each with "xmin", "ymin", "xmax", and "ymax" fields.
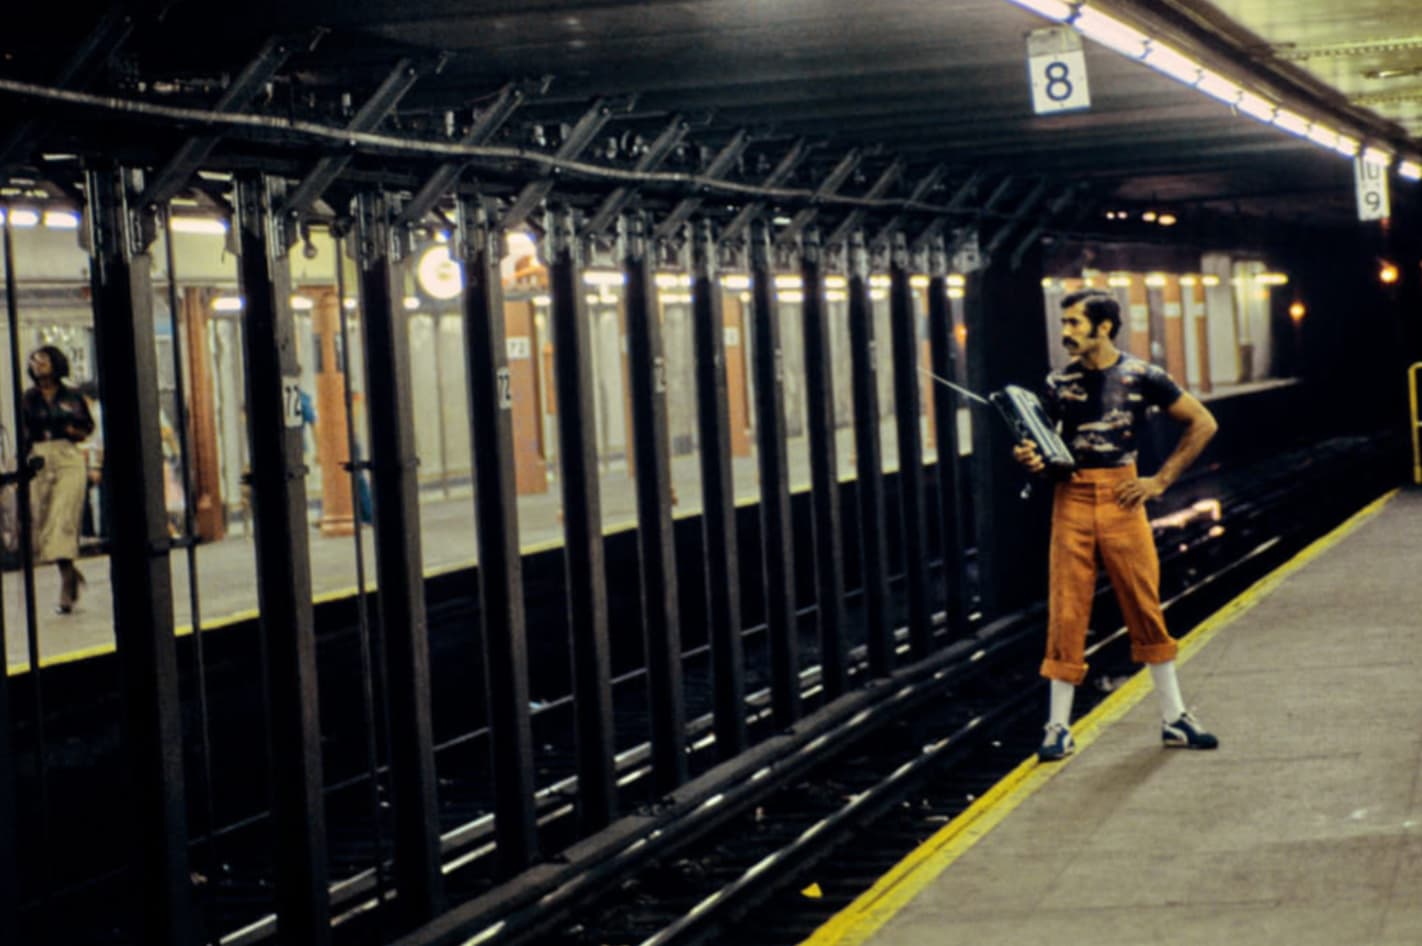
[{"xmin": 811, "ymin": 487, "xmax": 1422, "ymax": 946}]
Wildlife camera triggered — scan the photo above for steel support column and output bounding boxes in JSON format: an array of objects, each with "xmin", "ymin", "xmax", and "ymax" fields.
[
  {"xmin": 353, "ymin": 192, "xmax": 444, "ymax": 924},
  {"xmin": 455, "ymin": 195, "xmax": 539, "ymax": 874},
  {"xmin": 845, "ymin": 231, "xmax": 892, "ymax": 677},
  {"xmin": 232, "ymin": 174, "xmax": 331, "ymax": 946},
  {"xmin": 887, "ymin": 234, "xmax": 932, "ymax": 657},
  {"xmin": 0, "ymin": 529, "xmax": 13, "ymax": 942},
  {"xmin": 747, "ymin": 219, "xmax": 800, "ymax": 726},
  {"xmin": 924, "ymin": 236, "xmax": 968, "ymax": 637},
  {"xmin": 622, "ymin": 213, "xmax": 688, "ymax": 792},
  {"xmin": 84, "ymin": 165, "xmax": 194, "ymax": 946},
  {"xmin": 546, "ymin": 207, "xmax": 617, "ymax": 831},
  {"xmin": 797, "ymin": 230, "xmax": 848, "ymax": 699},
  {"xmin": 690, "ymin": 220, "xmax": 748, "ymax": 758}
]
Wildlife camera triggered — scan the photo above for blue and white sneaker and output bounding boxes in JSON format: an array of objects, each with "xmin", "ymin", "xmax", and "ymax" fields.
[
  {"xmin": 1038, "ymin": 722, "xmax": 1076, "ymax": 762},
  {"xmin": 1162, "ymin": 711, "xmax": 1219, "ymax": 750}
]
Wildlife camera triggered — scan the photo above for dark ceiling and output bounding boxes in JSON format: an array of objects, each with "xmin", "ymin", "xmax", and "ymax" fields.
[{"xmin": 2, "ymin": 0, "xmax": 1419, "ymax": 244}]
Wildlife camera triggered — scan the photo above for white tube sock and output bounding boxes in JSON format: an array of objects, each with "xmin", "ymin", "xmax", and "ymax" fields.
[
  {"xmin": 1150, "ymin": 660, "xmax": 1187, "ymax": 722},
  {"xmin": 1049, "ymin": 679, "xmax": 1075, "ymax": 728}
]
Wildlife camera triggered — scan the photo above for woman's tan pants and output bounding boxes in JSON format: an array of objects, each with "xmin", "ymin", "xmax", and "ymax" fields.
[
  {"xmin": 1041, "ymin": 464, "xmax": 1178, "ymax": 685},
  {"xmin": 29, "ymin": 440, "xmax": 87, "ymax": 564}
]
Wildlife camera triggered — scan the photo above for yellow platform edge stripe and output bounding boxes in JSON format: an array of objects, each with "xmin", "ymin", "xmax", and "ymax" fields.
[{"xmin": 799, "ymin": 487, "xmax": 1399, "ymax": 946}]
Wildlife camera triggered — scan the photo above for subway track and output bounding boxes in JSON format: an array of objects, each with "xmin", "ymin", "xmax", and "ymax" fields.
[{"xmin": 15, "ymin": 432, "xmax": 1403, "ymax": 946}]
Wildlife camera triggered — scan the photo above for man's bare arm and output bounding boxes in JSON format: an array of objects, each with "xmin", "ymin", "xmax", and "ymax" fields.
[{"xmin": 1115, "ymin": 393, "xmax": 1218, "ymax": 508}]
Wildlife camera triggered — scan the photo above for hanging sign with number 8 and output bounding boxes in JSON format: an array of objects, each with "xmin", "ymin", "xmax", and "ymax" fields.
[{"xmin": 1028, "ymin": 27, "xmax": 1091, "ymax": 115}]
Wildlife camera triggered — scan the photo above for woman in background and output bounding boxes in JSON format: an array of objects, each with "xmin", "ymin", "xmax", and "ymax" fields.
[{"xmin": 23, "ymin": 345, "xmax": 95, "ymax": 613}]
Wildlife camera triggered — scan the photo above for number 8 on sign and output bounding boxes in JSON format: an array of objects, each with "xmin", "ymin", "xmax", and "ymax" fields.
[{"xmin": 1028, "ymin": 27, "xmax": 1091, "ymax": 115}]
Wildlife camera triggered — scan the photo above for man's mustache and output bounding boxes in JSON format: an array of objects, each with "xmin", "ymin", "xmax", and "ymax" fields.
[{"xmin": 1063, "ymin": 338, "xmax": 1078, "ymax": 349}]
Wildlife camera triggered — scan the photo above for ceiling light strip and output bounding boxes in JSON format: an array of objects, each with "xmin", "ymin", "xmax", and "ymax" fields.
[{"xmin": 1003, "ymin": 0, "xmax": 1421, "ymax": 182}]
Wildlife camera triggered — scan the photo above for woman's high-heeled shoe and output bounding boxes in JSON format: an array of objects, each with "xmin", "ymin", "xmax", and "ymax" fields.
[{"xmin": 71, "ymin": 566, "xmax": 86, "ymax": 606}]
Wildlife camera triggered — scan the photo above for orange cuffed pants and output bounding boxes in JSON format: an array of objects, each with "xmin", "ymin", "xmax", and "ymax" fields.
[{"xmin": 1041, "ymin": 464, "xmax": 1178, "ymax": 685}]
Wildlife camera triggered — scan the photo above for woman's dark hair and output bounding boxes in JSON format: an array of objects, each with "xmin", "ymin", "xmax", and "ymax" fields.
[
  {"xmin": 28, "ymin": 345, "xmax": 71, "ymax": 382},
  {"xmin": 1060, "ymin": 289, "xmax": 1121, "ymax": 340}
]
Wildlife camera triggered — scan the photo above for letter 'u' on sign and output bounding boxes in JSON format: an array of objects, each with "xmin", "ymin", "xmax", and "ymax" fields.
[
  {"xmin": 1354, "ymin": 157, "xmax": 1390, "ymax": 221},
  {"xmin": 1028, "ymin": 26, "xmax": 1091, "ymax": 115}
]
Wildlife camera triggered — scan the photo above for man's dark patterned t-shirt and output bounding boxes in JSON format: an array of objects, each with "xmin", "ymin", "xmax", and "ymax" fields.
[{"xmin": 1043, "ymin": 353, "xmax": 1182, "ymax": 469}]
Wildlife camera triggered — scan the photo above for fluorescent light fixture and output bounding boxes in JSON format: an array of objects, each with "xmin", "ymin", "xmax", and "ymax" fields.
[
  {"xmin": 1400, "ymin": 160, "xmax": 1422, "ymax": 181},
  {"xmin": 1306, "ymin": 124, "xmax": 1340, "ymax": 149},
  {"xmin": 42, "ymin": 210, "xmax": 79, "ymax": 229},
  {"xmin": 1333, "ymin": 135, "xmax": 1360, "ymax": 157},
  {"xmin": 1202, "ymin": 274, "xmax": 1221, "ymax": 287},
  {"xmin": 659, "ymin": 292, "xmax": 693, "ymax": 305},
  {"xmin": 869, "ymin": 274, "xmax": 892, "ymax": 288},
  {"xmin": 947, "ymin": 288, "xmax": 966, "ymax": 300},
  {"xmin": 1157, "ymin": 213, "xmax": 1178, "ymax": 226},
  {"xmin": 910, "ymin": 275, "xmax": 931, "ymax": 289},
  {"xmin": 170, "ymin": 216, "xmax": 229, "ymax": 235},
  {"xmin": 1073, "ymin": 6, "xmax": 1149, "ymax": 59},
  {"xmin": 825, "ymin": 275, "xmax": 849, "ymax": 290},
  {"xmin": 290, "ymin": 295, "xmax": 315, "ymax": 311},
  {"xmin": 1271, "ymin": 109, "xmax": 1310, "ymax": 138},
  {"xmin": 721, "ymin": 274, "xmax": 751, "ymax": 291},
  {"xmin": 1362, "ymin": 146, "xmax": 1392, "ymax": 167},
  {"xmin": 532, "ymin": 294, "xmax": 551, "ymax": 306},
  {"xmin": 1108, "ymin": 275, "xmax": 1132, "ymax": 287},
  {"xmin": 1256, "ymin": 273, "xmax": 1289, "ymax": 286},
  {"xmin": 826, "ymin": 290, "xmax": 849, "ymax": 302},
  {"xmin": 946, "ymin": 274, "xmax": 966, "ymax": 288},
  {"xmin": 1196, "ymin": 69, "xmax": 1242, "ymax": 105},
  {"xmin": 6, "ymin": 209, "xmax": 39, "ymax": 227},
  {"xmin": 1145, "ymin": 273, "xmax": 1168, "ymax": 288},
  {"xmin": 1234, "ymin": 92, "xmax": 1276, "ymax": 122},
  {"xmin": 1180, "ymin": 275, "xmax": 1198, "ymax": 286},
  {"xmin": 777, "ymin": 290, "xmax": 805, "ymax": 304},
  {"xmin": 774, "ymin": 274, "xmax": 802, "ymax": 290},
  {"xmin": 582, "ymin": 269, "xmax": 625, "ymax": 287},
  {"xmin": 212, "ymin": 296, "xmax": 243, "ymax": 312},
  {"xmin": 1142, "ymin": 210, "xmax": 1158, "ymax": 222},
  {"xmin": 1006, "ymin": 0, "xmax": 1072, "ymax": 20},
  {"xmin": 1041, "ymin": 278, "xmax": 1055, "ymax": 289},
  {"xmin": 404, "ymin": 297, "xmax": 421, "ymax": 311},
  {"xmin": 654, "ymin": 273, "xmax": 691, "ymax": 290},
  {"xmin": 1141, "ymin": 43, "xmax": 1201, "ymax": 85},
  {"xmin": 344, "ymin": 298, "xmax": 358, "ymax": 310}
]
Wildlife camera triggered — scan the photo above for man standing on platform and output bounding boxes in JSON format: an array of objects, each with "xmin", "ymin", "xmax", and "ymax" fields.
[{"xmin": 1014, "ymin": 289, "xmax": 1220, "ymax": 761}]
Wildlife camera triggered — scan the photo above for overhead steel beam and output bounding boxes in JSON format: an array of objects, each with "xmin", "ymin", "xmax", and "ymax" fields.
[
  {"xmin": 720, "ymin": 138, "xmax": 810, "ymax": 244},
  {"xmin": 652, "ymin": 130, "xmax": 750, "ymax": 243},
  {"xmin": 502, "ymin": 100, "xmax": 615, "ymax": 231},
  {"xmin": 0, "ymin": 4, "xmax": 133, "ymax": 170},
  {"xmin": 399, "ymin": 82, "xmax": 527, "ymax": 228},
  {"xmin": 817, "ymin": 157, "xmax": 904, "ymax": 248},
  {"xmin": 776, "ymin": 148, "xmax": 863, "ymax": 245},
  {"xmin": 286, "ymin": 56, "xmax": 446, "ymax": 215},
  {"xmin": 868, "ymin": 163, "xmax": 944, "ymax": 249},
  {"xmin": 1010, "ymin": 184, "xmax": 1081, "ymax": 270},
  {"xmin": 582, "ymin": 116, "xmax": 689, "ymax": 237},
  {"xmin": 985, "ymin": 177, "xmax": 1049, "ymax": 259},
  {"xmin": 139, "ymin": 37, "xmax": 298, "ymax": 208}
]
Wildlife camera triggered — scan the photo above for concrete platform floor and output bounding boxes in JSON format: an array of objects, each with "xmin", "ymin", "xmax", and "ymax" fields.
[
  {"xmin": 4, "ymin": 424, "xmax": 900, "ymax": 672},
  {"xmin": 813, "ymin": 487, "xmax": 1422, "ymax": 946}
]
